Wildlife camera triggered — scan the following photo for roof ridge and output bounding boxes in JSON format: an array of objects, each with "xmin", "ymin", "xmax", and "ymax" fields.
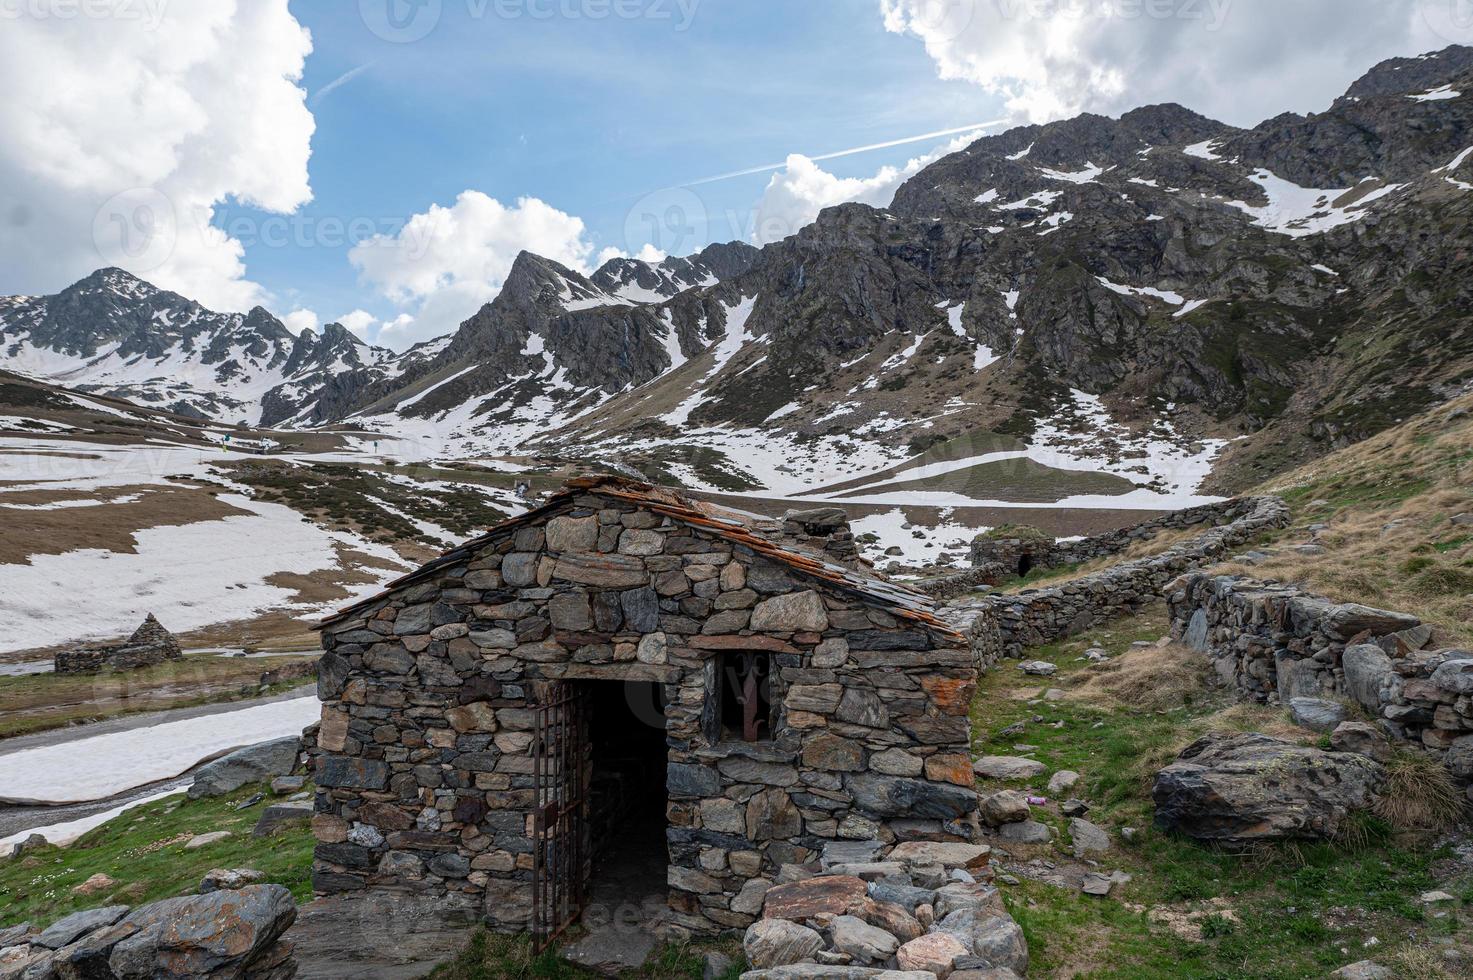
[{"xmin": 317, "ymin": 478, "xmax": 963, "ymax": 643}]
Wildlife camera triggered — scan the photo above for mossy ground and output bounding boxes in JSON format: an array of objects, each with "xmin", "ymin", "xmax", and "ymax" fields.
[
  {"xmin": 972, "ymin": 606, "xmax": 1472, "ymax": 978},
  {"xmin": 0, "ymin": 782, "xmax": 314, "ymax": 929}
]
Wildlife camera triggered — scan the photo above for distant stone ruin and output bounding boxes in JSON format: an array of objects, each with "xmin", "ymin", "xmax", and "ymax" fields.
[{"xmin": 53, "ymin": 613, "xmax": 183, "ymax": 674}]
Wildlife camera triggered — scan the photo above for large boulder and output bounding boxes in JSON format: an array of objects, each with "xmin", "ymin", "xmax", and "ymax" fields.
[
  {"xmin": 107, "ymin": 884, "xmax": 296, "ymax": 978},
  {"xmin": 1152, "ymin": 733, "xmax": 1384, "ymax": 845},
  {"xmin": 188, "ymin": 736, "xmax": 301, "ymax": 799}
]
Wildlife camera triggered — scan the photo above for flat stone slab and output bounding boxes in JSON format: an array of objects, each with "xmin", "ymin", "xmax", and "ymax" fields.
[
  {"xmin": 762, "ymin": 875, "xmax": 868, "ymax": 920},
  {"xmin": 997, "ymin": 819, "xmax": 1052, "ymax": 844},
  {"xmin": 820, "ymin": 839, "xmax": 886, "ymax": 869},
  {"xmin": 887, "ymin": 841, "xmax": 991, "ymax": 869},
  {"xmin": 561, "ymin": 925, "xmax": 657, "ymax": 975},
  {"xmin": 290, "ymin": 893, "xmax": 480, "ymax": 979},
  {"xmin": 973, "ymin": 756, "xmax": 1046, "ymax": 780}
]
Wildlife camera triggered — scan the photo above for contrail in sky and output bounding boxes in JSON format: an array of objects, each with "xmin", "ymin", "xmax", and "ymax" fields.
[{"xmin": 685, "ymin": 119, "xmax": 1011, "ymax": 186}]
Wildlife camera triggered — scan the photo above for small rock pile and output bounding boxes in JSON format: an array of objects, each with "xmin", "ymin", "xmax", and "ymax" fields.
[
  {"xmin": 0, "ymin": 885, "xmax": 297, "ymax": 979},
  {"xmin": 765, "ymin": 507, "xmax": 865, "ymax": 568},
  {"xmin": 739, "ymin": 840, "xmax": 1027, "ymax": 979}
]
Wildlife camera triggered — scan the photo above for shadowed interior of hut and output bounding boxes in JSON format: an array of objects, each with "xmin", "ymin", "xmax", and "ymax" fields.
[{"xmin": 582, "ymin": 679, "xmax": 669, "ymax": 917}]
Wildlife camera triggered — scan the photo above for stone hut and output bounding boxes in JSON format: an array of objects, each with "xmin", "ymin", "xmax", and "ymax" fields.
[
  {"xmin": 310, "ymin": 477, "xmax": 981, "ymax": 942},
  {"xmin": 53, "ymin": 613, "xmax": 182, "ymax": 674}
]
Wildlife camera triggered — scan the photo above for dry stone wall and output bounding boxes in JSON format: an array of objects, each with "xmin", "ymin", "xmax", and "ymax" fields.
[
  {"xmin": 312, "ymin": 488, "xmax": 981, "ymax": 938},
  {"xmin": 951, "ymin": 497, "xmax": 1291, "ymax": 661},
  {"xmin": 1168, "ymin": 572, "xmax": 1473, "ymax": 793},
  {"xmin": 967, "ymin": 497, "xmax": 1279, "ymax": 575}
]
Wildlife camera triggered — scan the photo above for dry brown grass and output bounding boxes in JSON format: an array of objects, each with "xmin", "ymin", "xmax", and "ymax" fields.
[
  {"xmin": 0, "ymin": 484, "xmax": 248, "ymax": 564},
  {"xmin": 1064, "ymin": 641, "xmax": 1213, "ymax": 712},
  {"xmin": 1192, "ymin": 703, "xmax": 1313, "ymax": 742},
  {"xmin": 1372, "ymin": 751, "xmax": 1468, "ymax": 831},
  {"xmin": 1215, "ymin": 393, "xmax": 1473, "ymax": 644},
  {"xmin": 1386, "ymin": 943, "xmax": 1472, "ymax": 980}
]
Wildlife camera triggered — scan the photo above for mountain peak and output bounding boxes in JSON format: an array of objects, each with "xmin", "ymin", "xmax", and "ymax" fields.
[{"xmin": 1341, "ymin": 44, "xmax": 1473, "ymax": 102}]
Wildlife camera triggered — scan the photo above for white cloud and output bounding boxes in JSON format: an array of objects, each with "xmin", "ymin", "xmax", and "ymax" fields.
[
  {"xmin": 595, "ymin": 241, "xmax": 669, "ymax": 266},
  {"xmin": 348, "ymin": 190, "xmax": 610, "ymax": 349},
  {"xmin": 336, "ymin": 310, "xmax": 380, "ymax": 340},
  {"xmin": 282, "ymin": 309, "xmax": 320, "ymax": 336},
  {"xmin": 881, "ymin": 0, "xmax": 1451, "ymax": 126},
  {"xmin": 0, "ymin": 0, "xmax": 314, "ymax": 310},
  {"xmin": 752, "ymin": 133, "xmax": 979, "ymax": 244}
]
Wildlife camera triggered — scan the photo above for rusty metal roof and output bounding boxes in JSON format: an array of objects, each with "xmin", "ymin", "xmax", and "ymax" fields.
[{"xmin": 317, "ymin": 475, "xmax": 964, "ymax": 643}]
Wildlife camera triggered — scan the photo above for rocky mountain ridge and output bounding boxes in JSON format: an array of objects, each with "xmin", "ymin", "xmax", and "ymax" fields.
[{"xmin": 3, "ymin": 47, "xmax": 1471, "ymax": 502}]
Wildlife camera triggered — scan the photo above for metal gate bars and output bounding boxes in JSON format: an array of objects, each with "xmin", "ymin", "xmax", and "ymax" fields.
[{"xmin": 530, "ymin": 681, "xmax": 589, "ymax": 952}]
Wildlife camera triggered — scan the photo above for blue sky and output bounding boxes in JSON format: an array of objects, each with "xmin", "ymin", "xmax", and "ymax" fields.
[
  {"xmin": 2, "ymin": 1, "xmax": 1451, "ymax": 349},
  {"xmin": 220, "ymin": 0, "xmax": 1007, "ymax": 340}
]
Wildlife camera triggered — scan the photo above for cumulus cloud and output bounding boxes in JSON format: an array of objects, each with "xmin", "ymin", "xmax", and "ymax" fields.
[
  {"xmin": 752, "ymin": 133, "xmax": 979, "ymax": 244},
  {"xmin": 348, "ymin": 190, "xmax": 612, "ymax": 349},
  {"xmin": 597, "ymin": 242, "xmax": 669, "ymax": 266},
  {"xmin": 282, "ymin": 309, "xmax": 320, "ymax": 336},
  {"xmin": 881, "ymin": 0, "xmax": 1454, "ymax": 126},
  {"xmin": 0, "ymin": 0, "xmax": 314, "ymax": 310}
]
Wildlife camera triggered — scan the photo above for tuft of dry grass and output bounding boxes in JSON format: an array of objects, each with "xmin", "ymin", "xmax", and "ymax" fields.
[
  {"xmin": 1192, "ymin": 703, "xmax": 1312, "ymax": 742},
  {"xmin": 1371, "ymin": 752, "xmax": 1468, "ymax": 831},
  {"xmin": 1064, "ymin": 641, "xmax": 1211, "ymax": 712},
  {"xmin": 1385, "ymin": 943, "xmax": 1471, "ymax": 980}
]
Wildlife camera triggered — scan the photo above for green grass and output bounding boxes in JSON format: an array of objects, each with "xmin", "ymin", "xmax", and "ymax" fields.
[
  {"xmin": 0, "ymin": 782, "xmax": 314, "ymax": 928},
  {"xmin": 973, "ymin": 607, "xmax": 1470, "ymax": 978}
]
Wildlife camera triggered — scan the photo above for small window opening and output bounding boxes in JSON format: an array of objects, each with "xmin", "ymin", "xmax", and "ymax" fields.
[{"xmin": 718, "ymin": 652, "xmax": 775, "ymax": 742}]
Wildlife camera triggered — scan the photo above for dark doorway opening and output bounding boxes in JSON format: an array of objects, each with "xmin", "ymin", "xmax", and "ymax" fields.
[
  {"xmin": 581, "ymin": 680, "xmax": 668, "ymax": 925},
  {"xmin": 1017, "ymin": 553, "xmax": 1034, "ymax": 577}
]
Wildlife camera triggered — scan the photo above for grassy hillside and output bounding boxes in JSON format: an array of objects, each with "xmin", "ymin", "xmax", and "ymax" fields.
[{"xmin": 1218, "ymin": 390, "xmax": 1473, "ymax": 643}]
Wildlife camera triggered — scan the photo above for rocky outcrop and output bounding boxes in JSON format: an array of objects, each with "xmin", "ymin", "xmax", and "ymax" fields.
[
  {"xmin": 189, "ymin": 736, "xmax": 303, "ymax": 799},
  {"xmin": 0, "ymin": 886, "xmax": 297, "ymax": 979},
  {"xmin": 1152, "ymin": 733, "xmax": 1385, "ymax": 845}
]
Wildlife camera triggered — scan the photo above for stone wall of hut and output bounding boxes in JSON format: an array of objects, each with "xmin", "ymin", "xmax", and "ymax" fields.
[{"xmin": 311, "ymin": 488, "xmax": 980, "ymax": 936}]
